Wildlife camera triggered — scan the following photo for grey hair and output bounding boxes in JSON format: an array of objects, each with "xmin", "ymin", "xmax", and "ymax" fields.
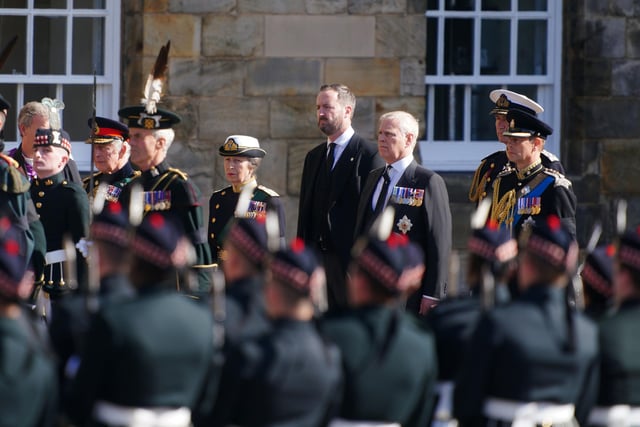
[
  {"xmin": 379, "ymin": 111, "xmax": 420, "ymax": 144},
  {"xmin": 152, "ymin": 128, "xmax": 175, "ymax": 151},
  {"xmin": 18, "ymin": 102, "xmax": 49, "ymax": 128}
]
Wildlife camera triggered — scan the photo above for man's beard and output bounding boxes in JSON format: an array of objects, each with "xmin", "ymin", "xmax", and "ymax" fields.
[{"xmin": 318, "ymin": 118, "xmax": 339, "ymax": 136}]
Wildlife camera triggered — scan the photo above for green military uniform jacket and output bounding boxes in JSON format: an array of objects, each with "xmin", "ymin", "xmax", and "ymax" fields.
[
  {"xmin": 598, "ymin": 298, "xmax": 640, "ymax": 405},
  {"xmin": 0, "ymin": 153, "xmax": 46, "ymax": 283},
  {"xmin": 67, "ymin": 284, "xmax": 215, "ymax": 425},
  {"xmin": 321, "ymin": 305, "xmax": 438, "ymax": 427},
  {"xmin": 0, "ymin": 315, "xmax": 58, "ymax": 427},
  {"xmin": 454, "ymin": 285, "xmax": 600, "ymax": 426},
  {"xmin": 138, "ymin": 160, "xmax": 213, "ymax": 291}
]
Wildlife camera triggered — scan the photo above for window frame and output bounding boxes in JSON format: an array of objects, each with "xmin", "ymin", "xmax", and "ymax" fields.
[
  {"xmin": 420, "ymin": 0, "xmax": 563, "ymax": 171},
  {"xmin": 0, "ymin": 0, "xmax": 121, "ymax": 172}
]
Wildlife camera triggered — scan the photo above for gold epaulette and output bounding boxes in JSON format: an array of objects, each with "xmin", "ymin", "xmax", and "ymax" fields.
[
  {"xmin": 490, "ymin": 176, "xmax": 516, "ymax": 232},
  {"xmin": 0, "ymin": 153, "xmax": 19, "ymax": 168},
  {"xmin": 468, "ymin": 159, "xmax": 487, "ymax": 203},
  {"xmin": 257, "ymin": 185, "xmax": 279, "ymax": 197},
  {"xmin": 167, "ymin": 167, "xmax": 188, "ymax": 180}
]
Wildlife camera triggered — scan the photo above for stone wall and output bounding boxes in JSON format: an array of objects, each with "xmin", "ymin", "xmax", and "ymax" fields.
[
  {"xmin": 563, "ymin": 0, "xmax": 640, "ymax": 246},
  {"xmin": 122, "ymin": 0, "xmax": 427, "ymax": 241}
]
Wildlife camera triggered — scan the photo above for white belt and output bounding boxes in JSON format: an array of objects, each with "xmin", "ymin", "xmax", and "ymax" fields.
[
  {"xmin": 589, "ymin": 405, "xmax": 640, "ymax": 426},
  {"xmin": 483, "ymin": 397, "xmax": 575, "ymax": 427},
  {"xmin": 45, "ymin": 249, "xmax": 67, "ymax": 265},
  {"xmin": 93, "ymin": 401, "xmax": 191, "ymax": 427},
  {"xmin": 431, "ymin": 381, "xmax": 456, "ymax": 427},
  {"xmin": 329, "ymin": 419, "xmax": 401, "ymax": 427}
]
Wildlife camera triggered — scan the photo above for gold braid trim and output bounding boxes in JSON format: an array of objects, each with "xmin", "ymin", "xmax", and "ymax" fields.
[
  {"xmin": 469, "ymin": 159, "xmax": 487, "ymax": 203},
  {"xmin": 491, "ymin": 177, "xmax": 516, "ymax": 234}
]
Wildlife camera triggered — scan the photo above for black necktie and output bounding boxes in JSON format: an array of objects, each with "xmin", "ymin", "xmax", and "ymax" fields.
[
  {"xmin": 373, "ymin": 165, "xmax": 391, "ymax": 216},
  {"xmin": 326, "ymin": 142, "xmax": 336, "ymax": 175}
]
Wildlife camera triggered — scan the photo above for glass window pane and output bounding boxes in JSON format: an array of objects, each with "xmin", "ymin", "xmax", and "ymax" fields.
[
  {"xmin": 445, "ymin": 0, "xmax": 474, "ymax": 11},
  {"xmin": 470, "ymin": 85, "xmax": 497, "ymax": 141},
  {"xmin": 74, "ymin": 0, "xmax": 106, "ymax": 8},
  {"xmin": 0, "ymin": 0, "xmax": 27, "ymax": 7},
  {"xmin": 482, "ymin": 0, "xmax": 511, "ymax": 11},
  {"xmin": 34, "ymin": 17, "xmax": 66, "ymax": 75},
  {"xmin": 444, "ymin": 19, "xmax": 473, "ymax": 75},
  {"xmin": 73, "ymin": 17, "xmax": 104, "ymax": 75},
  {"xmin": 481, "ymin": 20, "xmax": 510, "ymax": 75},
  {"xmin": 0, "ymin": 84, "xmax": 18, "ymax": 142},
  {"xmin": 427, "ymin": 0, "xmax": 439, "ymax": 9},
  {"xmin": 0, "ymin": 17, "xmax": 27, "ymax": 75},
  {"xmin": 519, "ymin": 0, "xmax": 547, "ymax": 11},
  {"xmin": 23, "ymin": 84, "xmax": 57, "ymax": 108},
  {"xmin": 62, "ymin": 84, "xmax": 92, "ymax": 141},
  {"xmin": 432, "ymin": 85, "xmax": 464, "ymax": 141},
  {"xmin": 427, "ymin": 18, "xmax": 438, "ymax": 75},
  {"xmin": 34, "ymin": 0, "xmax": 67, "ymax": 8},
  {"xmin": 517, "ymin": 20, "xmax": 547, "ymax": 75}
]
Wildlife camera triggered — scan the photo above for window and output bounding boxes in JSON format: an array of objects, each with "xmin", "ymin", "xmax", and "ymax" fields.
[
  {"xmin": 420, "ymin": 0, "xmax": 562, "ymax": 171},
  {"xmin": 0, "ymin": 0, "xmax": 121, "ymax": 172}
]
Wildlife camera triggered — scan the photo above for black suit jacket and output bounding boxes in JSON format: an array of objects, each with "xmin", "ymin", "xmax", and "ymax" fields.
[
  {"xmin": 297, "ymin": 134, "xmax": 383, "ymax": 265},
  {"xmin": 355, "ymin": 160, "xmax": 452, "ymax": 303}
]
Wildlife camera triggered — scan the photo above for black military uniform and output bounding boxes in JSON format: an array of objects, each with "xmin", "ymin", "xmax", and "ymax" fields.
[
  {"xmin": 209, "ymin": 135, "xmax": 285, "ymax": 263},
  {"xmin": 489, "ymin": 110, "xmax": 577, "ymax": 239},
  {"xmin": 30, "ymin": 129, "xmax": 89, "ymax": 296},
  {"xmin": 0, "ymin": 217, "xmax": 58, "ymax": 427},
  {"xmin": 68, "ymin": 211, "xmax": 215, "ymax": 427},
  {"xmin": 83, "ymin": 116, "xmax": 140, "ymax": 204},
  {"xmin": 469, "ymin": 89, "xmax": 565, "ymax": 204},
  {"xmin": 209, "ymin": 184, "xmax": 284, "ymax": 263},
  {"xmin": 119, "ymin": 105, "xmax": 214, "ymax": 292},
  {"xmin": 453, "ymin": 216, "xmax": 599, "ymax": 426},
  {"xmin": 203, "ymin": 240, "xmax": 342, "ymax": 427}
]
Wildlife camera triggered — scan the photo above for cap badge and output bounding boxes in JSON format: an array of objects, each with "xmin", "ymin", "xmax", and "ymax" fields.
[
  {"xmin": 138, "ymin": 112, "xmax": 161, "ymax": 129},
  {"xmin": 496, "ymin": 94, "xmax": 510, "ymax": 108},
  {"xmin": 510, "ymin": 119, "xmax": 515, "ymax": 128},
  {"xmin": 224, "ymin": 138, "xmax": 238, "ymax": 152},
  {"xmin": 52, "ymin": 130, "xmax": 61, "ymax": 146},
  {"xmin": 396, "ymin": 215, "xmax": 413, "ymax": 235}
]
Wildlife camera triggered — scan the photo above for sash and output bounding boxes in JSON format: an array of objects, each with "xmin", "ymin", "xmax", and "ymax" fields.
[{"xmin": 511, "ymin": 175, "xmax": 554, "ymax": 229}]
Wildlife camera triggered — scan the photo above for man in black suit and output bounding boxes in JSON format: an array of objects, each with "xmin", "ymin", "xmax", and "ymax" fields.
[
  {"xmin": 355, "ymin": 110, "xmax": 452, "ymax": 314},
  {"xmin": 297, "ymin": 84, "xmax": 383, "ymax": 311}
]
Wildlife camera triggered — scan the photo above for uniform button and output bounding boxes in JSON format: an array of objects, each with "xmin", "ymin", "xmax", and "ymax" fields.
[
  {"xmin": 36, "ymin": 202, "xmax": 42, "ymax": 208},
  {"xmin": 215, "ymin": 204, "xmax": 220, "ymax": 209},
  {"xmin": 221, "ymin": 191, "xmax": 226, "ymax": 196},
  {"xmin": 210, "ymin": 233, "xmax": 215, "ymax": 239},
  {"xmin": 486, "ymin": 177, "xmax": 491, "ymax": 182},
  {"xmin": 211, "ymin": 217, "xmax": 216, "ymax": 223},
  {"xmin": 38, "ymin": 191, "xmax": 44, "ymax": 197},
  {"xmin": 482, "ymin": 192, "xmax": 486, "ymax": 197}
]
